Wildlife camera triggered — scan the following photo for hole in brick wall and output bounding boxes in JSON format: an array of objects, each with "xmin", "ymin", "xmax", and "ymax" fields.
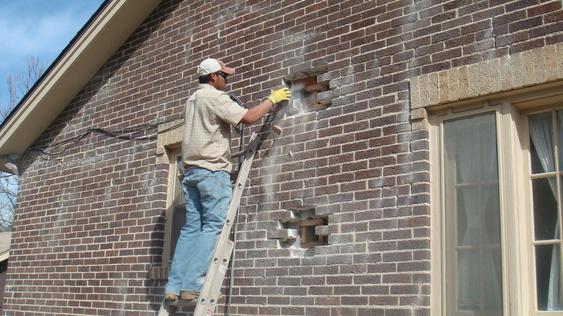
[
  {"xmin": 292, "ymin": 208, "xmax": 328, "ymax": 250},
  {"xmin": 299, "ymin": 217, "xmax": 328, "ymax": 249},
  {"xmin": 268, "ymin": 206, "xmax": 329, "ymax": 254},
  {"xmin": 278, "ymin": 66, "xmax": 332, "ymax": 118}
]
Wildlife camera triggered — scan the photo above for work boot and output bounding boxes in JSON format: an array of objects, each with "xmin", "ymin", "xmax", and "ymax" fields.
[
  {"xmin": 164, "ymin": 293, "xmax": 178, "ymax": 302},
  {"xmin": 180, "ymin": 291, "xmax": 199, "ymax": 301}
]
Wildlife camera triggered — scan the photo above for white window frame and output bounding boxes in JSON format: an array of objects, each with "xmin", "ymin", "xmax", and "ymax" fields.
[
  {"xmin": 519, "ymin": 106, "xmax": 563, "ymax": 316},
  {"xmin": 428, "ymin": 90, "xmax": 563, "ymax": 316}
]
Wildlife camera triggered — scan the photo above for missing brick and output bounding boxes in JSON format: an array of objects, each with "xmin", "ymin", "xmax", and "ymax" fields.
[
  {"xmin": 267, "ymin": 206, "xmax": 329, "ymax": 255},
  {"xmin": 282, "ymin": 66, "xmax": 333, "ymax": 115},
  {"xmin": 268, "ymin": 66, "xmax": 333, "ymax": 135},
  {"xmin": 299, "ymin": 217, "xmax": 328, "ymax": 249}
]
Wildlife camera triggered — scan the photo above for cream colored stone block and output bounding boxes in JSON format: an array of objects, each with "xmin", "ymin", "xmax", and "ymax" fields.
[
  {"xmin": 438, "ymin": 70, "xmax": 449, "ymax": 103},
  {"xmin": 448, "ymin": 68, "xmax": 459, "ymax": 101},
  {"xmin": 477, "ymin": 62, "xmax": 487, "ymax": 95},
  {"xmin": 156, "ymin": 146, "xmax": 166, "ymax": 155},
  {"xmin": 510, "ymin": 53, "xmax": 523, "ymax": 89},
  {"xmin": 498, "ymin": 55, "xmax": 512, "ymax": 91},
  {"xmin": 479, "ymin": 61, "xmax": 492, "ymax": 95},
  {"xmin": 490, "ymin": 60, "xmax": 502, "ymax": 94},
  {"xmin": 419, "ymin": 74, "xmax": 429, "ymax": 108},
  {"xmin": 156, "ymin": 152, "xmax": 168, "ymax": 163},
  {"xmin": 522, "ymin": 50, "xmax": 535, "ymax": 87},
  {"xmin": 468, "ymin": 63, "xmax": 480, "ymax": 97},
  {"xmin": 407, "ymin": 43, "xmax": 563, "ymax": 110},
  {"xmin": 533, "ymin": 47, "xmax": 547, "ymax": 85},
  {"xmin": 545, "ymin": 45, "xmax": 558, "ymax": 81},
  {"xmin": 428, "ymin": 72, "xmax": 439, "ymax": 106},
  {"xmin": 410, "ymin": 76, "xmax": 420, "ymax": 109},
  {"xmin": 476, "ymin": 63, "xmax": 484, "ymax": 96},
  {"xmin": 466, "ymin": 64, "xmax": 475, "ymax": 97},
  {"xmin": 412, "ymin": 118, "xmax": 429, "ymax": 131},
  {"xmin": 155, "ymin": 119, "xmax": 183, "ymax": 162},
  {"xmin": 557, "ymin": 42, "xmax": 563, "ymax": 79},
  {"xmin": 458, "ymin": 66, "xmax": 469, "ymax": 100},
  {"xmin": 411, "ymin": 108, "xmax": 427, "ymax": 120}
]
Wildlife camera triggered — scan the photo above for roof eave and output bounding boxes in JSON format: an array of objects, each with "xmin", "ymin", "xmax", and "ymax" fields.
[{"xmin": 0, "ymin": 0, "xmax": 162, "ymax": 171}]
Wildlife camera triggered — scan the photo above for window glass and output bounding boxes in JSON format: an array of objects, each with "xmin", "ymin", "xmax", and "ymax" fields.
[
  {"xmin": 443, "ymin": 113, "xmax": 503, "ymax": 315},
  {"xmin": 535, "ymin": 244, "xmax": 562, "ymax": 310},
  {"xmin": 528, "ymin": 111, "xmax": 563, "ymax": 311},
  {"xmin": 532, "ymin": 178, "xmax": 558, "ymax": 240},
  {"xmin": 529, "ymin": 112, "xmax": 555, "ymax": 174}
]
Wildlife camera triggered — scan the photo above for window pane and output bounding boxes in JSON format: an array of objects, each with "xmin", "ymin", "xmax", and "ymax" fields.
[
  {"xmin": 446, "ymin": 116, "xmax": 499, "ymax": 184},
  {"xmin": 532, "ymin": 177, "xmax": 559, "ymax": 240},
  {"xmin": 443, "ymin": 113, "xmax": 503, "ymax": 315},
  {"xmin": 536, "ymin": 244, "xmax": 563, "ymax": 311},
  {"xmin": 457, "ymin": 249, "xmax": 480, "ymax": 310},
  {"xmin": 529, "ymin": 112, "xmax": 555, "ymax": 174},
  {"xmin": 483, "ymin": 249, "xmax": 503, "ymax": 311},
  {"xmin": 456, "ymin": 249, "xmax": 502, "ymax": 312},
  {"xmin": 457, "ymin": 184, "xmax": 501, "ymax": 247}
]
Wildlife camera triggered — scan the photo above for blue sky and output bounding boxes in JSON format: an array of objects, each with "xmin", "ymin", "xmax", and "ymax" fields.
[{"xmin": 0, "ymin": 0, "xmax": 105, "ymax": 113}]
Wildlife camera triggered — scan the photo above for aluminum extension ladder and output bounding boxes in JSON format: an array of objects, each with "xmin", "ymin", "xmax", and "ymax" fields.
[{"xmin": 157, "ymin": 132, "xmax": 260, "ymax": 316}]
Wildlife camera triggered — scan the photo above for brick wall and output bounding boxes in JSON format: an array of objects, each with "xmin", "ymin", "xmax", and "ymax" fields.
[{"xmin": 5, "ymin": 0, "xmax": 562, "ymax": 315}]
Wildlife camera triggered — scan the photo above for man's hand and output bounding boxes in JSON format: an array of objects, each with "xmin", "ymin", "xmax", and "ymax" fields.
[
  {"xmin": 240, "ymin": 87, "xmax": 292, "ymax": 125},
  {"xmin": 267, "ymin": 87, "xmax": 291, "ymax": 105}
]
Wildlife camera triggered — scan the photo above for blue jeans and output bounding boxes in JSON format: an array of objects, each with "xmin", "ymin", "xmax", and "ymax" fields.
[{"xmin": 165, "ymin": 167, "xmax": 232, "ymax": 294}]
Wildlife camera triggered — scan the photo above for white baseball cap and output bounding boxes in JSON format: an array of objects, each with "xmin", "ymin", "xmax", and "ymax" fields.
[{"xmin": 197, "ymin": 58, "xmax": 235, "ymax": 76}]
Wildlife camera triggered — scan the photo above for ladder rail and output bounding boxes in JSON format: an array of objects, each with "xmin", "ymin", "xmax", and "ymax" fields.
[{"xmin": 193, "ymin": 133, "xmax": 258, "ymax": 315}]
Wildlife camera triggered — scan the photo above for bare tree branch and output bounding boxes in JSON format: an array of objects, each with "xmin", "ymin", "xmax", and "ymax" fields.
[{"xmin": 0, "ymin": 56, "xmax": 44, "ymax": 231}]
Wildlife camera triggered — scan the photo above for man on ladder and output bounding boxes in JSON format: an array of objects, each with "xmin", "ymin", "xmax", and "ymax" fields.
[{"xmin": 164, "ymin": 58, "xmax": 291, "ymax": 303}]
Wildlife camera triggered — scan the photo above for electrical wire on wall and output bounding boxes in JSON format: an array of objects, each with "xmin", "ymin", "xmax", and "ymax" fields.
[
  {"xmin": 25, "ymin": 116, "xmax": 184, "ymax": 161},
  {"xmin": 25, "ymin": 92, "xmax": 248, "ymax": 162}
]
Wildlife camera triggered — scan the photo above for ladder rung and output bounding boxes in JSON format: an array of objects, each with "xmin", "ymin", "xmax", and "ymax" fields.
[{"xmin": 165, "ymin": 299, "xmax": 197, "ymax": 308}]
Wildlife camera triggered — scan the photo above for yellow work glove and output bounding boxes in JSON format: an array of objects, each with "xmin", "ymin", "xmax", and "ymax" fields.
[{"xmin": 267, "ymin": 87, "xmax": 291, "ymax": 105}]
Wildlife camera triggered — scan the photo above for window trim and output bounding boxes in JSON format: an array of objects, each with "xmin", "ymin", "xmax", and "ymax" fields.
[
  {"xmin": 162, "ymin": 145, "xmax": 182, "ymax": 269},
  {"xmin": 519, "ymin": 107, "xmax": 563, "ymax": 315},
  {"xmin": 430, "ymin": 103, "xmax": 532, "ymax": 316},
  {"xmin": 147, "ymin": 119, "xmax": 183, "ymax": 280},
  {"xmin": 429, "ymin": 89, "xmax": 563, "ymax": 315},
  {"xmin": 499, "ymin": 102, "xmax": 531, "ymax": 316}
]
